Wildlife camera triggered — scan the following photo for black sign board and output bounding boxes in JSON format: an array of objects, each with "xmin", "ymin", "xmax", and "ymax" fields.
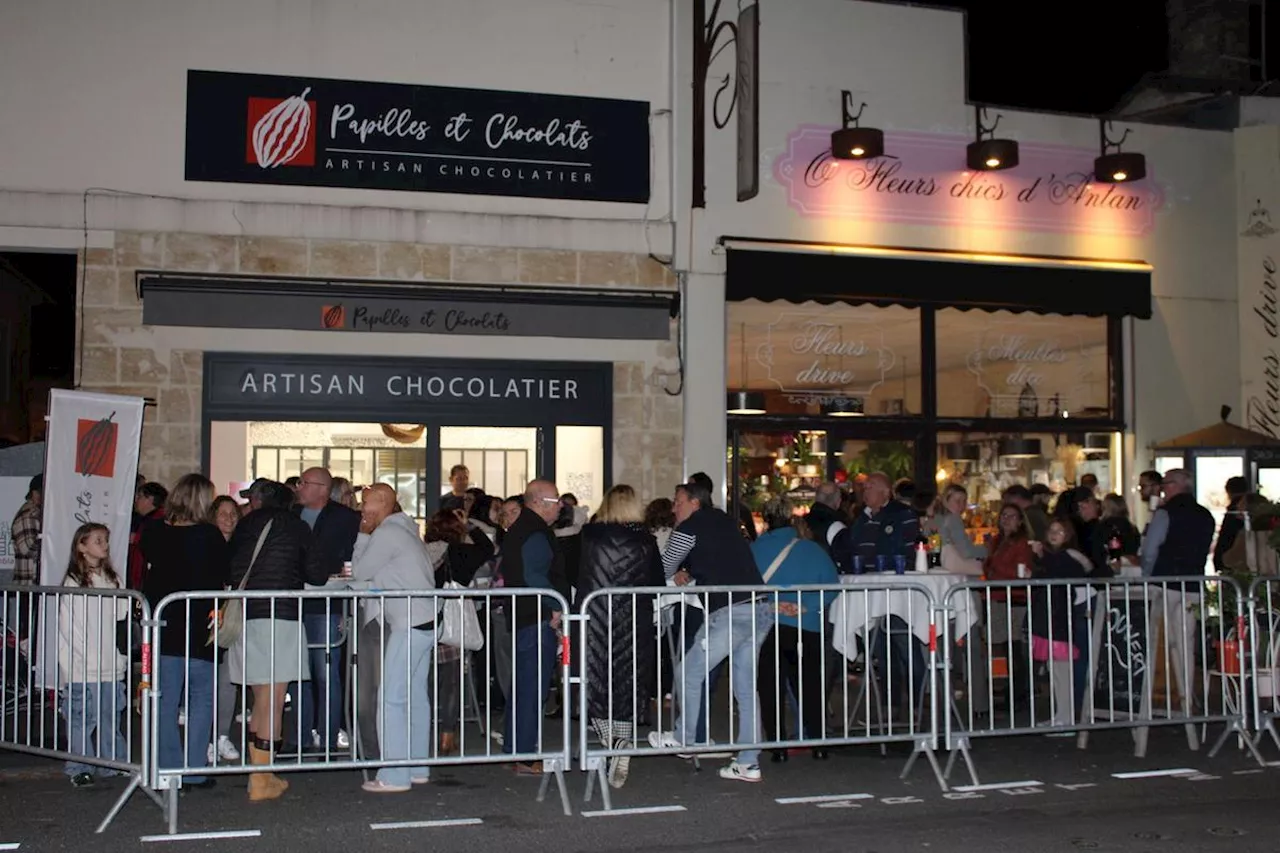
[
  {"xmin": 141, "ymin": 275, "xmax": 674, "ymax": 340},
  {"xmin": 184, "ymin": 70, "xmax": 651, "ymax": 203},
  {"xmin": 1093, "ymin": 597, "xmax": 1149, "ymax": 716},
  {"xmin": 203, "ymin": 352, "xmax": 612, "ymax": 426}
]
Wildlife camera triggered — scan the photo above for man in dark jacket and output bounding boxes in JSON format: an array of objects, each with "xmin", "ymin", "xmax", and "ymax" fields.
[
  {"xmin": 808, "ymin": 482, "xmax": 854, "ymax": 573},
  {"xmin": 499, "ymin": 479, "xmax": 569, "ymax": 772},
  {"xmin": 289, "ymin": 467, "xmax": 360, "ymax": 752},
  {"xmin": 1140, "ymin": 468, "xmax": 1215, "ymax": 730},
  {"xmin": 1212, "ymin": 476, "xmax": 1250, "ymax": 572},
  {"xmin": 650, "ymin": 480, "xmax": 773, "ymax": 783}
]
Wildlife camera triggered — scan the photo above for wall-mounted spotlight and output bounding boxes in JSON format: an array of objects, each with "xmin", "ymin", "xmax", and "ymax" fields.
[
  {"xmin": 830, "ymin": 92, "xmax": 885, "ymax": 160},
  {"xmin": 966, "ymin": 105, "xmax": 1018, "ymax": 171},
  {"xmin": 1095, "ymin": 120, "xmax": 1146, "ymax": 184}
]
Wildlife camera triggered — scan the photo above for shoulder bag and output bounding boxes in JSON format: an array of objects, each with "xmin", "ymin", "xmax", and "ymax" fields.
[{"xmin": 209, "ymin": 519, "xmax": 272, "ymax": 648}]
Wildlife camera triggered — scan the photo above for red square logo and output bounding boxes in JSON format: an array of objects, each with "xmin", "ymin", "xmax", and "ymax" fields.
[
  {"xmin": 320, "ymin": 304, "xmax": 346, "ymax": 329},
  {"xmin": 246, "ymin": 88, "xmax": 316, "ymax": 168},
  {"xmin": 75, "ymin": 416, "xmax": 118, "ymax": 478}
]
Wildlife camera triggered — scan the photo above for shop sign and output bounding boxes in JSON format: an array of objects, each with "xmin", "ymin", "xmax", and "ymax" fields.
[
  {"xmin": 754, "ymin": 312, "xmax": 895, "ymax": 403},
  {"xmin": 203, "ymin": 353, "xmax": 611, "ymax": 425},
  {"xmin": 184, "ymin": 70, "xmax": 651, "ymax": 203},
  {"xmin": 1236, "ymin": 126, "xmax": 1280, "ymax": 438},
  {"xmin": 964, "ymin": 320, "xmax": 1094, "ymax": 417},
  {"xmin": 773, "ymin": 126, "xmax": 1163, "ymax": 236}
]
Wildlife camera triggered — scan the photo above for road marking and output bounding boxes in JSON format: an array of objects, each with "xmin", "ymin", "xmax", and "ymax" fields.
[
  {"xmin": 370, "ymin": 818, "xmax": 483, "ymax": 831},
  {"xmin": 1111, "ymin": 769, "xmax": 1196, "ymax": 779},
  {"xmin": 141, "ymin": 830, "xmax": 262, "ymax": 843},
  {"xmin": 953, "ymin": 780, "xmax": 1043, "ymax": 792},
  {"xmin": 1056, "ymin": 783, "xmax": 1098, "ymax": 791},
  {"xmin": 1234, "ymin": 769, "xmax": 1265, "ymax": 775},
  {"xmin": 817, "ymin": 801, "xmax": 863, "ymax": 809},
  {"xmin": 0, "ymin": 844, "xmax": 20, "ymax": 851},
  {"xmin": 776, "ymin": 793, "xmax": 874, "ymax": 805},
  {"xmin": 582, "ymin": 805, "xmax": 687, "ymax": 818}
]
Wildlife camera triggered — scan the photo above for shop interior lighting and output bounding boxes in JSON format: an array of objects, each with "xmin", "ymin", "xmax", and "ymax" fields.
[
  {"xmin": 998, "ymin": 437, "xmax": 1042, "ymax": 459},
  {"xmin": 1094, "ymin": 120, "xmax": 1146, "ymax": 184},
  {"xmin": 942, "ymin": 442, "xmax": 981, "ymax": 462},
  {"xmin": 830, "ymin": 92, "xmax": 885, "ymax": 160},
  {"xmin": 966, "ymin": 105, "xmax": 1018, "ymax": 171},
  {"xmin": 823, "ymin": 398, "xmax": 865, "ymax": 417},
  {"xmin": 727, "ymin": 321, "xmax": 767, "ymax": 414}
]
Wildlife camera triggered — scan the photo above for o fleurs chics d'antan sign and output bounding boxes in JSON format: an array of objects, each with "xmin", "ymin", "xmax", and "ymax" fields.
[{"xmin": 184, "ymin": 70, "xmax": 651, "ymax": 203}]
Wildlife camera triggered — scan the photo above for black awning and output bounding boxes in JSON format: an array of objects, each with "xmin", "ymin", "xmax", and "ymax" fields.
[
  {"xmin": 138, "ymin": 273, "xmax": 678, "ymax": 340},
  {"xmin": 725, "ymin": 247, "xmax": 1152, "ymax": 319}
]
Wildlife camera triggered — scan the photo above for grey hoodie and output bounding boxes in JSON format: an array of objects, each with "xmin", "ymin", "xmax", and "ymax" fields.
[{"xmin": 351, "ymin": 512, "xmax": 438, "ymax": 633}]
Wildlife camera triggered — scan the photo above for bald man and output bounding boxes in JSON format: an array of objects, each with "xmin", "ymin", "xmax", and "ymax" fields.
[
  {"xmin": 498, "ymin": 479, "xmax": 570, "ymax": 772},
  {"xmin": 350, "ymin": 483, "xmax": 438, "ymax": 792},
  {"xmin": 287, "ymin": 467, "xmax": 360, "ymax": 754}
]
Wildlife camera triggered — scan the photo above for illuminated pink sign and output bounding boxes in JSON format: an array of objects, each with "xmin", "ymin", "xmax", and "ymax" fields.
[{"xmin": 772, "ymin": 126, "xmax": 1164, "ymax": 236}]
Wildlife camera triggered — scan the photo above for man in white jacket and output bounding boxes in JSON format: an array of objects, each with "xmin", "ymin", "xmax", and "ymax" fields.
[{"xmin": 351, "ymin": 484, "xmax": 438, "ymax": 793}]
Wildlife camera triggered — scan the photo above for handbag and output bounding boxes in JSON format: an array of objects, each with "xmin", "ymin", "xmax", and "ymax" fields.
[
  {"xmin": 438, "ymin": 580, "xmax": 484, "ymax": 651},
  {"xmin": 210, "ymin": 519, "xmax": 273, "ymax": 649},
  {"xmin": 940, "ymin": 543, "xmax": 985, "ymax": 577}
]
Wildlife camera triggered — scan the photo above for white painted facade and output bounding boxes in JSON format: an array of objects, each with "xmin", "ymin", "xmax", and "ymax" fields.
[{"xmin": 0, "ymin": 0, "xmax": 1250, "ymax": 502}]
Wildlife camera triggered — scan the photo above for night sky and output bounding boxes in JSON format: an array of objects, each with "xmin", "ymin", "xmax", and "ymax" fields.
[{"xmin": 947, "ymin": 0, "xmax": 1170, "ymax": 114}]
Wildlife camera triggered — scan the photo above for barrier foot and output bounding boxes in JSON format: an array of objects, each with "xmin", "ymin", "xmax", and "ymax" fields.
[
  {"xmin": 95, "ymin": 771, "xmax": 159, "ymax": 834},
  {"xmin": 535, "ymin": 761, "xmax": 573, "ymax": 817},
  {"xmin": 583, "ymin": 759, "xmax": 597, "ymax": 804},
  {"xmin": 900, "ymin": 738, "xmax": 949, "ymax": 792},
  {"xmin": 1208, "ymin": 719, "xmax": 1265, "ymax": 766},
  {"xmin": 595, "ymin": 764, "xmax": 613, "ymax": 812},
  {"xmin": 1250, "ymin": 718, "xmax": 1280, "ymax": 756},
  {"xmin": 166, "ymin": 784, "xmax": 179, "ymax": 835}
]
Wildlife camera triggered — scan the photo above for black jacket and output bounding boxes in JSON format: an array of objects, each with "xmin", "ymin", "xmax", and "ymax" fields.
[
  {"xmin": 228, "ymin": 508, "xmax": 328, "ymax": 621},
  {"xmin": 1151, "ymin": 493, "xmax": 1215, "ymax": 578},
  {"xmin": 141, "ymin": 522, "xmax": 230, "ymax": 660},
  {"xmin": 435, "ymin": 528, "xmax": 494, "ymax": 589},
  {"xmin": 664, "ymin": 507, "xmax": 763, "ymax": 611},
  {"xmin": 500, "ymin": 507, "xmax": 570, "ymax": 628},
  {"xmin": 1029, "ymin": 549, "xmax": 1090, "ymax": 642},
  {"xmin": 806, "ymin": 502, "xmax": 854, "ymax": 573},
  {"xmin": 575, "ymin": 522, "xmax": 664, "ymax": 721},
  {"xmin": 296, "ymin": 501, "xmax": 361, "ymax": 616},
  {"xmin": 1213, "ymin": 498, "xmax": 1246, "ymax": 572}
]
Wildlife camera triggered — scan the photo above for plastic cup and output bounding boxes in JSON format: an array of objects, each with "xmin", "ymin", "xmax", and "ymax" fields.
[
  {"xmin": 893, "ymin": 555, "xmax": 907, "ymax": 575},
  {"xmin": 875, "ymin": 554, "xmax": 888, "ymax": 573}
]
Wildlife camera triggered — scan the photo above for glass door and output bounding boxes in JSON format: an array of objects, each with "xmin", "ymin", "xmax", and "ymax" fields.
[{"xmin": 439, "ymin": 426, "xmax": 538, "ymax": 501}]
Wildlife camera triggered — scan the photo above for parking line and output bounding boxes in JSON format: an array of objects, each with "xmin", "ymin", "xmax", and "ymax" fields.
[
  {"xmin": 370, "ymin": 818, "xmax": 483, "ymax": 831},
  {"xmin": 1111, "ymin": 769, "xmax": 1196, "ymax": 779},
  {"xmin": 140, "ymin": 830, "xmax": 262, "ymax": 843},
  {"xmin": 582, "ymin": 805, "xmax": 687, "ymax": 818},
  {"xmin": 952, "ymin": 781, "xmax": 1043, "ymax": 792},
  {"xmin": 0, "ymin": 843, "xmax": 20, "ymax": 851},
  {"xmin": 776, "ymin": 793, "xmax": 875, "ymax": 805}
]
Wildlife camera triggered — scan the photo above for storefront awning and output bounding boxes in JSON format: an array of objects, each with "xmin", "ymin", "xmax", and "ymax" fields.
[
  {"xmin": 724, "ymin": 245, "xmax": 1152, "ymax": 319},
  {"xmin": 138, "ymin": 273, "xmax": 679, "ymax": 340}
]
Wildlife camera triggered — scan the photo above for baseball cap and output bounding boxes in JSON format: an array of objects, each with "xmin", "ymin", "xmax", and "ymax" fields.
[{"xmin": 238, "ymin": 478, "xmax": 274, "ymax": 499}]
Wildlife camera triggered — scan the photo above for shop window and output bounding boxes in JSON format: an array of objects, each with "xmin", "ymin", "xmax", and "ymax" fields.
[
  {"xmin": 936, "ymin": 309, "xmax": 1110, "ymax": 419},
  {"xmin": 936, "ymin": 430, "xmax": 1121, "ymax": 509},
  {"xmin": 726, "ymin": 300, "xmax": 921, "ymax": 416},
  {"xmin": 440, "ymin": 426, "xmax": 535, "ymax": 499}
]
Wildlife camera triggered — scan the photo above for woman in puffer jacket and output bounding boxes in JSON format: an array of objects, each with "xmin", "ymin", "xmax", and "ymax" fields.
[{"xmin": 574, "ymin": 484, "xmax": 663, "ymax": 789}]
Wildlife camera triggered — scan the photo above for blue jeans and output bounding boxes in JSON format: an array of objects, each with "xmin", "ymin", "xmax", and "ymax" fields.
[
  {"xmin": 675, "ymin": 606, "xmax": 723, "ymax": 742},
  {"xmin": 504, "ymin": 622, "xmax": 556, "ymax": 757},
  {"xmin": 61, "ymin": 681, "xmax": 129, "ymax": 777},
  {"xmin": 675, "ymin": 601, "xmax": 774, "ymax": 767},
  {"xmin": 293, "ymin": 612, "xmax": 344, "ymax": 748},
  {"xmin": 376, "ymin": 628, "xmax": 434, "ymax": 787},
  {"xmin": 870, "ymin": 616, "xmax": 927, "ymax": 708},
  {"xmin": 158, "ymin": 656, "xmax": 214, "ymax": 783}
]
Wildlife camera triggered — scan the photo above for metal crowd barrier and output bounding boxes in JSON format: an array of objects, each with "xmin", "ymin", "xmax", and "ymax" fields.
[
  {"xmin": 0, "ymin": 583, "xmax": 161, "ymax": 833},
  {"xmin": 942, "ymin": 575, "xmax": 1262, "ymax": 786},
  {"xmin": 575, "ymin": 581, "xmax": 946, "ymax": 811},
  {"xmin": 147, "ymin": 587, "xmax": 572, "ymax": 835},
  {"xmin": 1246, "ymin": 577, "xmax": 1280, "ymax": 757}
]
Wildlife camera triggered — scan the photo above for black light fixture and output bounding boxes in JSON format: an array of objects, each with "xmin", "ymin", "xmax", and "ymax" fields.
[
  {"xmin": 997, "ymin": 437, "xmax": 1042, "ymax": 459},
  {"xmin": 727, "ymin": 321, "xmax": 767, "ymax": 415},
  {"xmin": 1094, "ymin": 120, "xmax": 1146, "ymax": 184},
  {"xmin": 966, "ymin": 105, "xmax": 1018, "ymax": 172},
  {"xmin": 942, "ymin": 442, "xmax": 981, "ymax": 462},
  {"xmin": 823, "ymin": 397, "xmax": 865, "ymax": 417},
  {"xmin": 830, "ymin": 92, "xmax": 885, "ymax": 161}
]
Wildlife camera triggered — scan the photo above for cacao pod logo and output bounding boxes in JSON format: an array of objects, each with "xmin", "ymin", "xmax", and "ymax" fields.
[
  {"xmin": 247, "ymin": 87, "xmax": 315, "ymax": 169},
  {"xmin": 321, "ymin": 304, "xmax": 346, "ymax": 329},
  {"xmin": 75, "ymin": 413, "xmax": 119, "ymax": 478}
]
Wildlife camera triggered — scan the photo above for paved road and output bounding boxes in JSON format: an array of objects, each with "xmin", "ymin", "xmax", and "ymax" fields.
[{"xmin": 0, "ymin": 727, "xmax": 1274, "ymax": 851}]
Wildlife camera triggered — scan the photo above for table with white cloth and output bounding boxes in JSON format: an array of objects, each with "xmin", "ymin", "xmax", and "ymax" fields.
[{"xmin": 829, "ymin": 571, "xmax": 980, "ymax": 658}]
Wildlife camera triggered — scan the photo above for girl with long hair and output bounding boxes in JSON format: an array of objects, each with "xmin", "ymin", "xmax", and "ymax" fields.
[{"xmin": 57, "ymin": 523, "xmax": 130, "ymax": 787}]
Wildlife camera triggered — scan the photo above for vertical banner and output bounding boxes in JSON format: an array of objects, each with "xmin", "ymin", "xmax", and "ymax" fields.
[
  {"xmin": 36, "ymin": 391, "xmax": 143, "ymax": 687},
  {"xmin": 1237, "ymin": 125, "xmax": 1280, "ymax": 438}
]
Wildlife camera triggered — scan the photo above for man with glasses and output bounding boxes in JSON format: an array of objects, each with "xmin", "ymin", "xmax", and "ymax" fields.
[
  {"xmin": 290, "ymin": 467, "xmax": 361, "ymax": 753},
  {"xmin": 498, "ymin": 479, "xmax": 569, "ymax": 774}
]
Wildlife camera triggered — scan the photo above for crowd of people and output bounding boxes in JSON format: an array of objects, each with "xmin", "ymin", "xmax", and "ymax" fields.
[{"xmin": 4, "ymin": 460, "xmax": 1233, "ymax": 794}]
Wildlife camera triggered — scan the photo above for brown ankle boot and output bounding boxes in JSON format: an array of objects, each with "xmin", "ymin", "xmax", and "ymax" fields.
[{"xmin": 247, "ymin": 741, "xmax": 289, "ymax": 801}]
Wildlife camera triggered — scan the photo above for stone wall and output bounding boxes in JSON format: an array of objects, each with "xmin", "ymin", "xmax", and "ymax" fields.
[{"xmin": 77, "ymin": 231, "xmax": 683, "ymax": 499}]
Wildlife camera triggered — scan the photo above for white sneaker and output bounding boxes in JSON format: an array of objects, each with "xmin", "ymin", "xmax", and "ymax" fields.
[
  {"xmin": 207, "ymin": 742, "xmax": 215, "ymax": 765},
  {"xmin": 177, "ymin": 710, "xmax": 186, "ymax": 727},
  {"xmin": 646, "ymin": 731, "xmax": 731, "ymax": 760},
  {"xmin": 216, "ymin": 736, "xmax": 240, "ymax": 761},
  {"xmin": 718, "ymin": 762, "xmax": 762, "ymax": 783},
  {"xmin": 337, "ymin": 730, "xmax": 350, "ymax": 750},
  {"xmin": 491, "ymin": 731, "xmax": 504, "ymax": 747}
]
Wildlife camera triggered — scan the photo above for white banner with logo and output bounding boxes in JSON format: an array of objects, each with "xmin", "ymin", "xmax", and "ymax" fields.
[
  {"xmin": 36, "ymin": 390, "xmax": 144, "ymax": 687},
  {"xmin": 1237, "ymin": 125, "xmax": 1280, "ymax": 438}
]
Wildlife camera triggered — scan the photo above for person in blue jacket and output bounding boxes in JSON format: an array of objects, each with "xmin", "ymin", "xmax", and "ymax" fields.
[{"xmin": 751, "ymin": 497, "xmax": 839, "ymax": 762}]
